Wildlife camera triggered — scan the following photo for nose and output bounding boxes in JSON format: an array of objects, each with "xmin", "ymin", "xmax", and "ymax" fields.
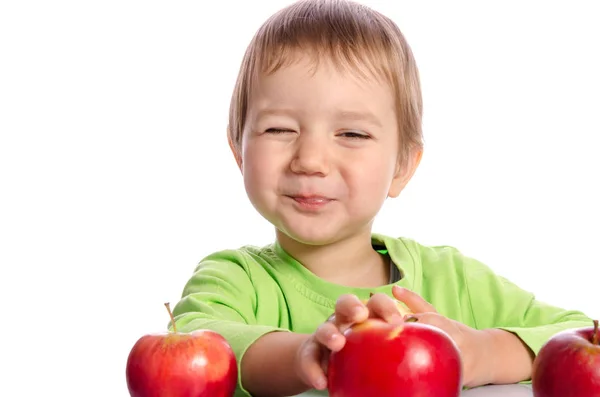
[{"xmin": 289, "ymin": 132, "xmax": 330, "ymax": 176}]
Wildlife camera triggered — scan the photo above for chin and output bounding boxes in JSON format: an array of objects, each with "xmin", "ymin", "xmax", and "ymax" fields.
[
  {"xmin": 281, "ymin": 230, "xmax": 336, "ymax": 246},
  {"xmin": 268, "ymin": 208, "xmax": 373, "ymax": 246},
  {"xmin": 292, "ymin": 236, "xmax": 337, "ymax": 246},
  {"xmin": 277, "ymin": 223, "xmax": 360, "ymax": 247}
]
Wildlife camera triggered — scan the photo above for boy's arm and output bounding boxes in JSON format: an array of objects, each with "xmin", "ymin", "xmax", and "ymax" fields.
[
  {"xmin": 480, "ymin": 327, "xmax": 535, "ymax": 385},
  {"xmin": 241, "ymin": 331, "xmax": 311, "ymax": 397},
  {"xmin": 463, "ymin": 256, "xmax": 593, "ymax": 383},
  {"xmin": 171, "ymin": 252, "xmax": 307, "ymax": 397}
]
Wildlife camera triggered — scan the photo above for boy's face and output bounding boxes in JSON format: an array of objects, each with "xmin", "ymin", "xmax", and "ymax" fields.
[{"xmin": 233, "ymin": 56, "xmax": 420, "ymax": 246}]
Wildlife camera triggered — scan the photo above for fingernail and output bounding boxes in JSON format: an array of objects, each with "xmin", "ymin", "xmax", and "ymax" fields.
[
  {"xmin": 390, "ymin": 313, "xmax": 404, "ymax": 325},
  {"xmin": 315, "ymin": 377, "xmax": 327, "ymax": 390},
  {"xmin": 351, "ymin": 304, "xmax": 365, "ymax": 316}
]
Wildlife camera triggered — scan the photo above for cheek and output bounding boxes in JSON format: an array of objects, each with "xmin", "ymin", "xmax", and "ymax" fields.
[
  {"xmin": 348, "ymin": 155, "xmax": 397, "ymax": 194},
  {"xmin": 242, "ymin": 145, "xmax": 280, "ymax": 194}
]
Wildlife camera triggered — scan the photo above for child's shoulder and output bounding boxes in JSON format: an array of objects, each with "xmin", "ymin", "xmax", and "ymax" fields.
[
  {"xmin": 376, "ymin": 233, "xmax": 494, "ymax": 274},
  {"xmin": 191, "ymin": 242, "xmax": 282, "ymax": 274},
  {"xmin": 377, "ymin": 233, "xmax": 465, "ymax": 258}
]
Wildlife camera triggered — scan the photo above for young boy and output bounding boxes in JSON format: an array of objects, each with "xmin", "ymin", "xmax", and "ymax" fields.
[{"xmin": 171, "ymin": 1, "xmax": 592, "ymax": 396}]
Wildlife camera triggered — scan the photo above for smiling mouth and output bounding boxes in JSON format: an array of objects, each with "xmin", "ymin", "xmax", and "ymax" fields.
[
  {"xmin": 286, "ymin": 195, "xmax": 334, "ymax": 210},
  {"xmin": 292, "ymin": 196, "xmax": 331, "ymax": 203}
]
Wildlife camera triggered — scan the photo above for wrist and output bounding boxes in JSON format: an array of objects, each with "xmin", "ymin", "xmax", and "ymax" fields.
[
  {"xmin": 478, "ymin": 329, "xmax": 498, "ymax": 386},
  {"xmin": 242, "ymin": 331, "xmax": 311, "ymax": 397},
  {"xmin": 463, "ymin": 329, "xmax": 496, "ymax": 388},
  {"xmin": 477, "ymin": 328, "xmax": 534, "ymax": 385}
]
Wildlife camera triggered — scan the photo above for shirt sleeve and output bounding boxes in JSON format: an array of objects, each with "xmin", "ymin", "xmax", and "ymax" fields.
[
  {"xmin": 462, "ymin": 254, "xmax": 593, "ymax": 365},
  {"xmin": 170, "ymin": 250, "xmax": 288, "ymax": 397}
]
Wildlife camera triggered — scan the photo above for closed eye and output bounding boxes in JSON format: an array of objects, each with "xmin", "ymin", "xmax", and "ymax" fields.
[
  {"xmin": 339, "ymin": 131, "xmax": 370, "ymax": 139},
  {"xmin": 265, "ymin": 128, "xmax": 295, "ymax": 134}
]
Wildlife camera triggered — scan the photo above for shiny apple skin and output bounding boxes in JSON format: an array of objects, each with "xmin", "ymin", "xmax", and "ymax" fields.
[
  {"xmin": 126, "ymin": 329, "xmax": 237, "ymax": 397},
  {"xmin": 328, "ymin": 319, "xmax": 462, "ymax": 397},
  {"xmin": 532, "ymin": 325, "xmax": 600, "ymax": 397}
]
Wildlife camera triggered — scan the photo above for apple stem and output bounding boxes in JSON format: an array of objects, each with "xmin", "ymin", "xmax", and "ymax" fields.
[
  {"xmin": 593, "ymin": 320, "xmax": 599, "ymax": 345},
  {"xmin": 164, "ymin": 302, "xmax": 177, "ymax": 333}
]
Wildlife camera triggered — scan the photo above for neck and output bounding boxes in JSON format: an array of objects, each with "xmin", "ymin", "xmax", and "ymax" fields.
[{"xmin": 275, "ymin": 229, "xmax": 389, "ymax": 288}]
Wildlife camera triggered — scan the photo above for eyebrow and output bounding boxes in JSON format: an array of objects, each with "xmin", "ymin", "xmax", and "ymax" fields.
[
  {"xmin": 253, "ymin": 108, "xmax": 383, "ymax": 128},
  {"xmin": 254, "ymin": 108, "xmax": 297, "ymax": 120},
  {"xmin": 335, "ymin": 110, "xmax": 382, "ymax": 128}
]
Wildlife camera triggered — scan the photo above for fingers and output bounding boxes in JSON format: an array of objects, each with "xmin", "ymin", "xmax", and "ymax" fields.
[
  {"xmin": 315, "ymin": 321, "xmax": 346, "ymax": 352},
  {"xmin": 318, "ymin": 294, "xmax": 368, "ymax": 351},
  {"xmin": 405, "ymin": 312, "xmax": 462, "ymax": 346},
  {"xmin": 328, "ymin": 293, "xmax": 369, "ymax": 331},
  {"xmin": 297, "ymin": 337, "xmax": 328, "ymax": 390},
  {"xmin": 406, "ymin": 312, "xmax": 447, "ymax": 328},
  {"xmin": 366, "ymin": 292, "xmax": 404, "ymax": 324},
  {"xmin": 392, "ymin": 285, "xmax": 437, "ymax": 313}
]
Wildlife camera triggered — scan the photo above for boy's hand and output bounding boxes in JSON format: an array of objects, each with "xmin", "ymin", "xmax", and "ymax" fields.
[
  {"xmin": 392, "ymin": 285, "xmax": 494, "ymax": 388},
  {"xmin": 294, "ymin": 292, "xmax": 405, "ymax": 390}
]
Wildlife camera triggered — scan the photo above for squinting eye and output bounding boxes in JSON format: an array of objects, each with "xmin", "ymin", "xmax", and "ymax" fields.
[
  {"xmin": 340, "ymin": 131, "xmax": 370, "ymax": 139},
  {"xmin": 265, "ymin": 128, "xmax": 294, "ymax": 134}
]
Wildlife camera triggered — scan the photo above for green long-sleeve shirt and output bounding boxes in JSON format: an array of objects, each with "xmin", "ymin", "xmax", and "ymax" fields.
[{"xmin": 171, "ymin": 234, "xmax": 592, "ymax": 397}]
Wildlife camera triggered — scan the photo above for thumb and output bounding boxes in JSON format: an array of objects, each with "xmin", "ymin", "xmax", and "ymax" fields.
[{"xmin": 392, "ymin": 285, "xmax": 437, "ymax": 313}]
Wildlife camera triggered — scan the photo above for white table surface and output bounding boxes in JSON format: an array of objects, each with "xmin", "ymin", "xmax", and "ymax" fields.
[
  {"xmin": 297, "ymin": 384, "xmax": 533, "ymax": 396},
  {"xmin": 463, "ymin": 384, "xmax": 532, "ymax": 396}
]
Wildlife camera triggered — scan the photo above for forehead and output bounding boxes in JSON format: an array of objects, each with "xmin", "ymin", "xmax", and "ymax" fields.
[
  {"xmin": 256, "ymin": 46, "xmax": 392, "ymax": 89},
  {"xmin": 249, "ymin": 54, "xmax": 396, "ymax": 116}
]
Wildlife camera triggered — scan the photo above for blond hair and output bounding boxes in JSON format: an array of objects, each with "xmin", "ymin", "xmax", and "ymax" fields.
[{"xmin": 227, "ymin": 0, "xmax": 423, "ymax": 165}]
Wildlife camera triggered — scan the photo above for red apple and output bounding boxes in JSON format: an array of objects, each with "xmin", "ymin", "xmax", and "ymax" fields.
[
  {"xmin": 328, "ymin": 318, "xmax": 462, "ymax": 397},
  {"xmin": 532, "ymin": 319, "xmax": 600, "ymax": 397},
  {"xmin": 125, "ymin": 303, "xmax": 237, "ymax": 397}
]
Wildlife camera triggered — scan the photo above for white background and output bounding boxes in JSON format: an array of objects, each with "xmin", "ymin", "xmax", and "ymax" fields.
[{"xmin": 1, "ymin": 1, "xmax": 599, "ymax": 395}]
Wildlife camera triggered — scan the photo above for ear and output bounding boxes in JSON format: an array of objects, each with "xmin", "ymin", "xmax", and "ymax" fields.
[
  {"xmin": 227, "ymin": 127, "xmax": 243, "ymax": 172},
  {"xmin": 388, "ymin": 147, "xmax": 423, "ymax": 198}
]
